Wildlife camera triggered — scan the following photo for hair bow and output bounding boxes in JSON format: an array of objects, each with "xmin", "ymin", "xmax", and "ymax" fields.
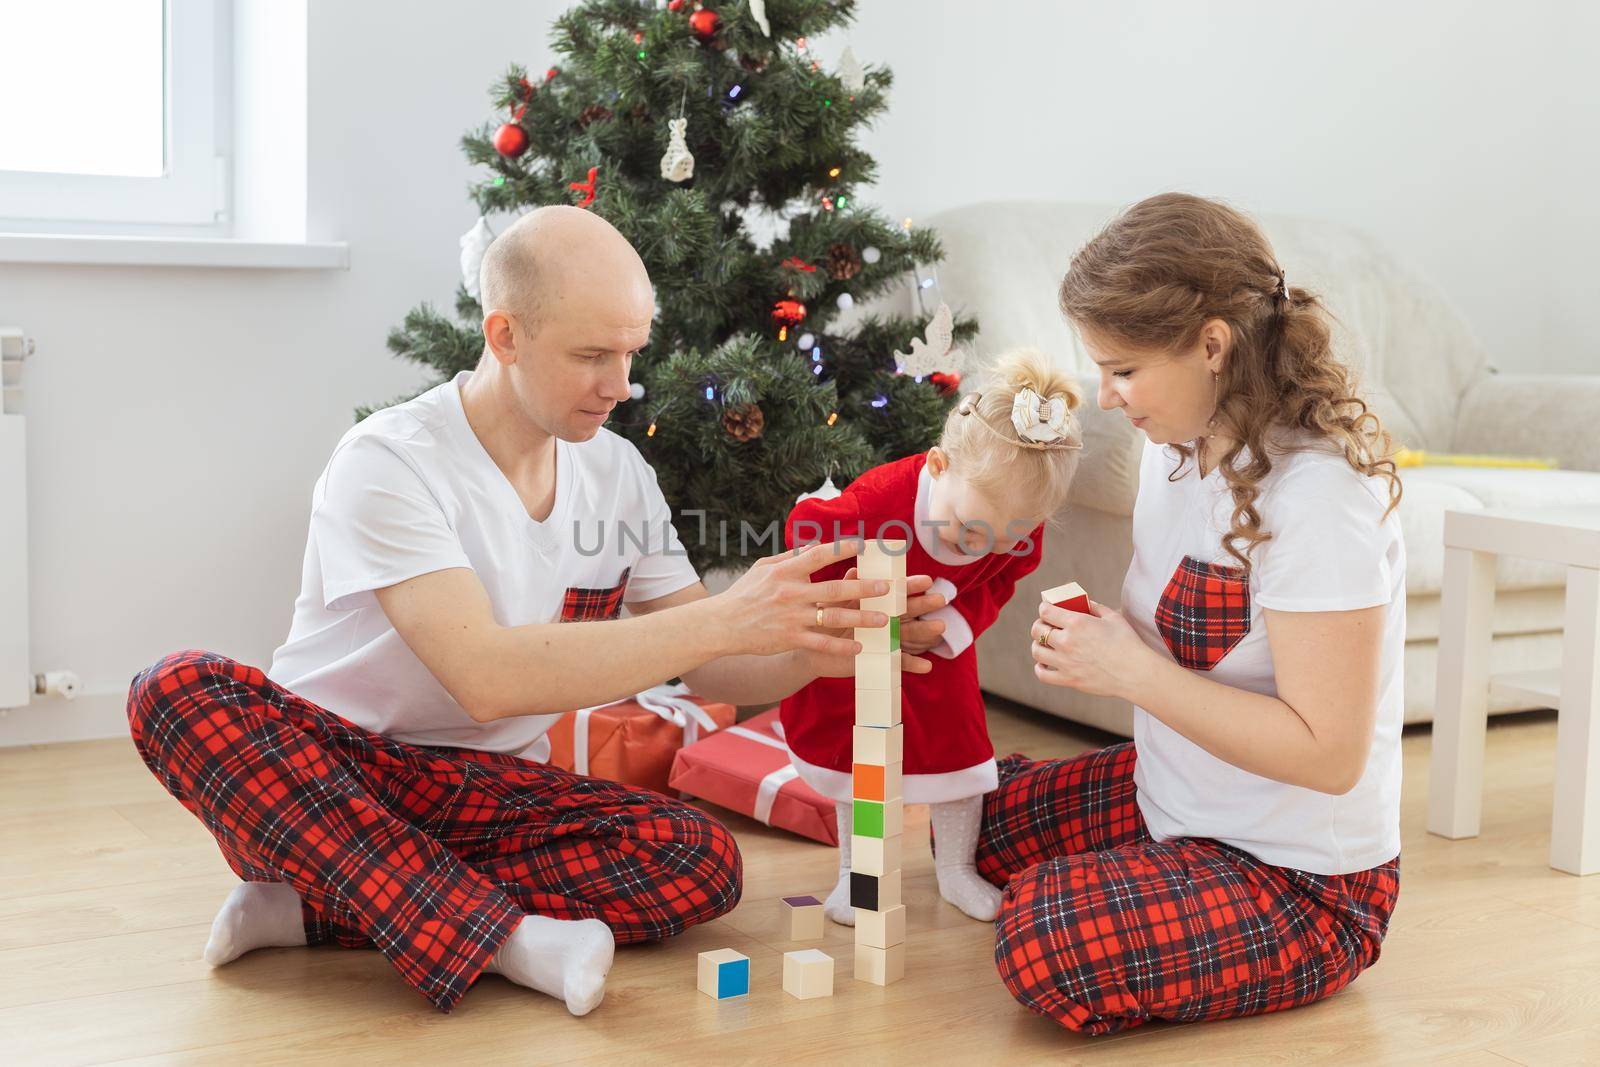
[{"xmin": 1010, "ymin": 387, "xmax": 1072, "ymax": 443}]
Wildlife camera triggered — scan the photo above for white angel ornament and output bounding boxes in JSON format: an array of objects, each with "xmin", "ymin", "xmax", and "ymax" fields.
[{"xmin": 893, "ymin": 301, "xmax": 962, "ymax": 378}]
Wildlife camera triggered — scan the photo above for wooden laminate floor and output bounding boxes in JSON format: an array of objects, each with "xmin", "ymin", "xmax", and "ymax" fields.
[{"xmin": 1, "ymin": 700, "xmax": 1597, "ymax": 1066}]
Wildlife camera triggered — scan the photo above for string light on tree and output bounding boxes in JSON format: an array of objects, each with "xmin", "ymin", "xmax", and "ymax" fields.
[{"xmin": 862, "ymin": 246, "xmax": 881, "ymax": 264}]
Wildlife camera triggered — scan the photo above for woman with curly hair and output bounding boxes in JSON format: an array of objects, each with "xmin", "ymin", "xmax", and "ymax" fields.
[{"xmin": 981, "ymin": 193, "xmax": 1406, "ymax": 1035}]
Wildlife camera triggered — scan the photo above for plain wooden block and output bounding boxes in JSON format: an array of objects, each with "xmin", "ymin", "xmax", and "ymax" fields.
[
  {"xmin": 851, "ymin": 833, "xmax": 901, "ymax": 877},
  {"xmin": 782, "ymin": 895, "xmax": 825, "ymax": 940},
  {"xmin": 850, "ymin": 869, "xmax": 902, "ymax": 911},
  {"xmin": 855, "ymin": 686, "xmax": 902, "ymax": 728},
  {"xmin": 852, "ymin": 797, "xmax": 903, "ymax": 838},
  {"xmin": 1041, "ymin": 580, "xmax": 1091, "ymax": 615},
  {"xmin": 853, "ymin": 723, "xmax": 903, "ymax": 765},
  {"xmin": 696, "ymin": 948, "xmax": 750, "ymax": 999},
  {"xmin": 859, "ymin": 540, "xmax": 908, "ymax": 581},
  {"xmin": 854, "ymin": 651, "xmax": 900, "ymax": 691},
  {"xmin": 854, "ymin": 903, "xmax": 905, "ymax": 949},
  {"xmin": 854, "ymin": 942, "xmax": 906, "ymax": 986},
  {"xmin": 782, "ymin": 948, "xmax": 835, "ymax": 1000},
  {"xmin": 853, "ymin": 761, "xmax": 903, "ymax": 802},
  {"xmin": 862, "ymin": 587, "xmax": 907, "ymax": 617}
]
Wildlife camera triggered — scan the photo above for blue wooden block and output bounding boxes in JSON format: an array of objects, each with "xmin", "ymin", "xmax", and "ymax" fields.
[{"xmin": 697, "ymin": 948, "xmax": 750, "ymax": 999}]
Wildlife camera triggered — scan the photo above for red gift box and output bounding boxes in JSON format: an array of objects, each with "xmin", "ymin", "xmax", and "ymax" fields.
[
  {"xmin": 546, "ymin": 685, "xmax": 736, "ymax": 794},
  {"xmin": 668, "ymin": 708, "xmax": 838, "ymax": 845}
]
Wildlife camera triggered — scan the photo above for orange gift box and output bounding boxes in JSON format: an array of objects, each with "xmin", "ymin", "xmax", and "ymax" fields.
[
  {"xmin": 668, "ymin": 708, "xmax": 839, "ymax": 845},
  {"xmin": 545, "ymin": 685, "xmax": 736, "ymax": 794}
]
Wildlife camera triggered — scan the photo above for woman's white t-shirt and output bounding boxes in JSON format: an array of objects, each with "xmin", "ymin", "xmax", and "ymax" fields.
[
  {"xmin": 1120, "ymin": 437, "xmax": 1406, "ymax": 875},
  {"xmin": 268, "ymin": 371, "xmax": 699, "ymax": 757}
]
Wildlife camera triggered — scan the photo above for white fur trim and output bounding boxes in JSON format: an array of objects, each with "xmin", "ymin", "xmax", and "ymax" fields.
[{"xmin": 789, "ymin": 751, "xmax": 997, "ymax": 804}]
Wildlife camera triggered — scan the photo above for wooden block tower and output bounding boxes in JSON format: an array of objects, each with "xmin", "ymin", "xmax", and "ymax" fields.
[{"xmin": 852, "ymin": 538, "xmax": 907, "ymax": 985}]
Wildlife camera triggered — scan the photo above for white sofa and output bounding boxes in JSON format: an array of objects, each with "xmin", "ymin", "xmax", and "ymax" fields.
[{"xmin": 902, "ymin": 201, "xmax": 1600, "ymax": 736}]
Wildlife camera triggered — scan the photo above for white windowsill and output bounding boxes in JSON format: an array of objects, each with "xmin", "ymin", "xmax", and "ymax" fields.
[{"xmin": 0, "ymin": 232, "xmax": 349, "ymax": 270}]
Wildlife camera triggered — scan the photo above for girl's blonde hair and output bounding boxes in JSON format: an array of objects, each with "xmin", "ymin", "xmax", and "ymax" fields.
[
  {"xmin": 936, "ymin": 347, "xmax": 1084, "ymax": 520},
  {"xmin": 1058, "ymin": 193, "xmax": 1401, "ymax": 571}
]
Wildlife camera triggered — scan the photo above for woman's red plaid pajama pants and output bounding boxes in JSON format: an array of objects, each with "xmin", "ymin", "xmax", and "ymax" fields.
[
  {"xmin": 126, "ymin": 650, "xmax": 742, "ymax": 1012},
  {"xmin": 976, "ymin": 744, "xmax": 1400, "ymax": 1036}
]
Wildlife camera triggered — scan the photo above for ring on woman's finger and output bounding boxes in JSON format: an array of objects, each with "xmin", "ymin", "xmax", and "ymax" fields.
[
  {"xmin": 816, "ymin": 607, "xmax": 826, "ymax": 628},
  {"xmin": 1037, "ymin": 626, "xmax": 1055, "ymax": 649}
]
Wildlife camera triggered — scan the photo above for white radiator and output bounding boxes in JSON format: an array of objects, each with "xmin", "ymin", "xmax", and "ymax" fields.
[{"xmin": 1, "ymin": 328, "xmax": 31, "ymax": 709}]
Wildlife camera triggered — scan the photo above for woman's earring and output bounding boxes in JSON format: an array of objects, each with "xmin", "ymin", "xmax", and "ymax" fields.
[{"xmin": 1205, "ymin": 372, "xmax": 1220, "ymax": 438}]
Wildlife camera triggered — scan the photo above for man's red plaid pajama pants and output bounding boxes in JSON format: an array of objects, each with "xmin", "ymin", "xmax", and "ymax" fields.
[
  {"xmin": 976, "ymin": 744, "xmax": 1400, "ymax": 1036},
  {"xmin": 126, "ymin": 649, "xmax": 742, "ymax": 1012}
]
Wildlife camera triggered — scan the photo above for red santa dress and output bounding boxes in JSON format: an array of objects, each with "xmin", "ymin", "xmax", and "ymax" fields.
[{"xmin": 779, "ymin": 453, "xmax": 1044, "ymax": 803}]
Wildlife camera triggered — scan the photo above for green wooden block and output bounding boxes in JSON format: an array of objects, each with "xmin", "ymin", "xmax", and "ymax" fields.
[
  {"xmin": 854, "ymin": 799, "xmax": 885, "ymax": 838},
  {"xmin": 889, "ymin": 615, "xmax": 900, "ymax": 651}
]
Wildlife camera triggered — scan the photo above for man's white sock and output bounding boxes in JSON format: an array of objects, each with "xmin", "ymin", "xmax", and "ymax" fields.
[
  {"xmin": 203, "ymin": 881, "xmax": 308, "ymax": 966},
  {"xmin": 484, "ymin": 914, "xmax": 615, "ymax": 1017}
]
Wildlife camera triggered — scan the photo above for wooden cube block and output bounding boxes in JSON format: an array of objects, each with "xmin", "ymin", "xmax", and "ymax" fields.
[
  {"xmin": 854, "ymin": 903, "xmax": 905, "ymax": 949},
  {"xmin": 854, "ymin": 942, "xmax": 906, "ymax": 986},
  {"xmin": 859, "ymin": 540, "xmax": 908, "ymax": 581},
  {"xmin": 852, "ymin": 797, "xmax": 903, "ymax": 838},
  {"xmin": 782, "ymin": 948, "xmax": 834, "ymax": 1000},
  {"xmin": 852, "ymin": 724, "xmax": 903, "ymax": 766},
  {"xmin": 782, "ymin": 895, "xmax": 825, "ymax": 941},
  {"xmin": 1040, "ymin": 580, "xmax": 1092, "ymax": 615},
  {"xmin": 854, "ymin": 651, "xmax": 900, "ymax": 691},
  {"xmin": 855, "ymin": 686, "xmax": 902, "ymax": 728},
  {"xmin": 696, "ymin": 948, "xmax": 750, "ymax": 1000},
  {"xmin": 853, "ymin": 761, "xmax": 903, "ymax": 802},
  {"xmin": 851, "ymin": 833, "xmax": 901, "ymax": 877},
  {"xmin": 862, "ymin": 587, "xmax": 907, "ymax": 618},
  {"xmin": 856, "ymin": 614, "xmax": 902, "ymax": 655},
  {"xmin": 850, "ymin": 869, "xmax": 902, "ymax": 911}
]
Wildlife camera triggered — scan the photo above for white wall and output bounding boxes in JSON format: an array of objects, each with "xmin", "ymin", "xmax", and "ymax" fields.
[
  {"xmin": 2, "ymin": 0, "xmax": 1592, "ymax": 744},
  {"xmin": 829, "ymin": 0, "xmax": 1599, "ymax": 375}
]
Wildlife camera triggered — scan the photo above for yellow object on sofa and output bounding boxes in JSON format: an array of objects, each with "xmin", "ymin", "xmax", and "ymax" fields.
[{"xmin": 1393, "ymin": 448, "xmax": 1556, "ymax": 470}]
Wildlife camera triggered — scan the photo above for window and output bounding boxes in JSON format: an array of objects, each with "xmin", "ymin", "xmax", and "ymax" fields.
[{"xmin": 0, "ymin": 0, "xmax": 226, "ymax": 229}]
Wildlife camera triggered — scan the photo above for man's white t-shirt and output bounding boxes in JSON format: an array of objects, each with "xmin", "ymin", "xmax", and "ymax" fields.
[
  {"xmin": 268, "ymin": 370, "xmax": 700, "ymax": 758},
  {"xmin": 1120, "ymin": 437, "xmax": 1406, "ymax": 875}
]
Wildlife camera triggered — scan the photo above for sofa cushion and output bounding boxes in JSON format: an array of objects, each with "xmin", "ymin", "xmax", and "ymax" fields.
[{"xmin": 1399, "ymin": 467, "xmax": 1600, "ymax": 594}]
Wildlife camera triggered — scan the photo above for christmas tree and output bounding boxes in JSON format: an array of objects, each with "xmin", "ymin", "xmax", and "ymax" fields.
[{"xmin": 376, "ymin": 0, "xmax": 974, "ymax": 572}]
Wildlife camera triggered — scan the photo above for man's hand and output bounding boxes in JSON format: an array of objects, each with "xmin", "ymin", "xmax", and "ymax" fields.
[
  {"xmin": 803, "ymin": 568, "xmax": 940, "ymax": 678},
  {"xmin": 710, "ymin": 541, "xmax": 898, "ymax": 661}
]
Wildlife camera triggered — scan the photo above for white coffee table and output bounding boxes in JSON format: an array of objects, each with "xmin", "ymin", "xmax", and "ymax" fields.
[{"xmin": 1427, "ymin": 506, "xmax": 1600, "ymax": 875}]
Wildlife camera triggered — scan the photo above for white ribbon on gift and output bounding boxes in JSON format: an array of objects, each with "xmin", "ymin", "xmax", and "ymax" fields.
[
  {"xmin": 725, "ymin": 723, "xmax": 801, "ymax": 825},
  {"xmin": 570, "ymin": 682, "xmax": 724, "ymax": 777}
]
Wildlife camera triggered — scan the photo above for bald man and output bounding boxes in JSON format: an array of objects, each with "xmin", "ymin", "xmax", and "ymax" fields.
[{"xmin": 125, "ymin": 206, "xmax": 941, "ymax": 1018}]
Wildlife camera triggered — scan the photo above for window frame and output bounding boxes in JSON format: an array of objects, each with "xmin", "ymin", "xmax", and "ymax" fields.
[{"xmin": 0, "ymin": 0, "xmax": 227, "ymax": 230}]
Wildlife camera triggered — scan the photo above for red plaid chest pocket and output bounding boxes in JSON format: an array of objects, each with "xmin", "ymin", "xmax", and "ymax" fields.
[
  {"xmin": 559, "ymin": 567, "xmax": 631, "ymax": 623},
  {"xmin": 1154, "ymin": 556, "xmax": 1251, "ymax": 671}
]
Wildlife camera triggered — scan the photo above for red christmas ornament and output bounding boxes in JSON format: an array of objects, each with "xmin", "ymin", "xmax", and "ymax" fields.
[
  {"xmin": 668, "ymin": 0, "xmax": 687, "ymax": 10},
  {"xmin": 518, "ymin": 76, "xmax": 535, "ymax": 99},
  {"xmin": 771, "ymin": 298, "xmax": 807, "ymax": 327},
  {"xmin": 781, "ymin": 256, "xmax": 817, "ymax": 273},
  {"xmin": 569, "ymin": 165, "xmax": 599, "ymax": 209},
  {"xmin": 546, "ymin": 66, "xmax": 560, "ymax": 81},
  {"xmin": 929, "ymin": 370, "xmax": 962, "ymax": 396},
  {"xmin": 493, "ymin": 123, "xmax": 530, "ymax": 158},
  {"xmin": 689, "ymin": 8, "xmax": 720, "ymax": 41}
]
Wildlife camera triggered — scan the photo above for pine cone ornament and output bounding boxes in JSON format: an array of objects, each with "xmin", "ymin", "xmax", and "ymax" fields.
[
  {"xmin": 826, "ymin": 242, "xmax": 862, "ymax": 281},
  {"xmin": 739, "ymin": 52, "xmax": 768, "ymax": 74},
  {"xmin": 577, "ymin": 104, "xmax": 614, "ymax": 129},
  {"xmin": 723, "ymin": 403, "xmax": 765, "ymax": 442},
  {"xmin": 628, "ymin": 101, "xmax": 652, "ymax": 123}
]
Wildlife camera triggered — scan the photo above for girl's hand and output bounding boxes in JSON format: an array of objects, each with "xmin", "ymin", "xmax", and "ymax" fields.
[
  {"xmin": 896, "ymin": 578, "xmax": 947, "ymax": 654},
  {"xmin": 1029, "ymin": 600, "xmax": 1163, "ymax": 700}
]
